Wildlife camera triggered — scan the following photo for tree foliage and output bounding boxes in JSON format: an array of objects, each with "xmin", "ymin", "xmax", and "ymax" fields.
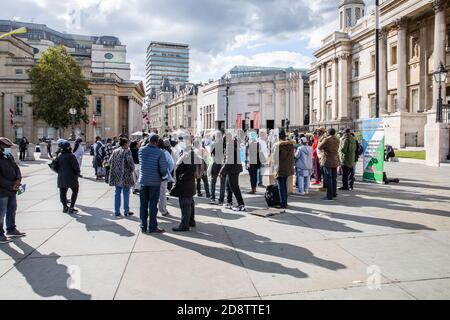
[{"xmin": 28, "ymin": 46, "xmax": 90, "ymax": 131}]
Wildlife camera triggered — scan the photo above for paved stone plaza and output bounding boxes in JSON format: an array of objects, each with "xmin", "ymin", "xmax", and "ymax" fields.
[{"xmin": 0, "ymin": 156, "xmax": 449, "ymax": 300}]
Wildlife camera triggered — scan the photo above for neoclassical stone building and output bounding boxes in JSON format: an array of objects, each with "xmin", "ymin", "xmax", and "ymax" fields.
[
  {"xmin": 0, "ymin": 31, "xmax": 144, "ymax": 144},
  {"xmin": 197, "ymin": 66, "xmax": 309, "ymax": 134},
  {"xmin": 167, "ymin": 84, "xmax": 198, "ymax": 134},
  {"xmin": 309, "ymin": 0, "xmax": 450, "ymax": 164}
]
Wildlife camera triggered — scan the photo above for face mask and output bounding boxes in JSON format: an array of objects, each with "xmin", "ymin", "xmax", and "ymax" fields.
[
  {"xmin": 179, "ymin": 142, "xmax": 186, "ymax": 150},
  {"xmin": 3, "ymin": 148, "xmax": 12, "ymax": 156}
]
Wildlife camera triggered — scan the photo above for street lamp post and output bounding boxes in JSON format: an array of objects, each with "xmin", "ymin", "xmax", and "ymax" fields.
[
  {"xmin": 433, "ymin": 62, "xmax": 448, "ymax": 123},
  {"xmin": 225, "ymin": 78, "xmax": 230, "ymax": 130},
  {"xmin": 69, "ymin": 108, "xmax": 77, "ymax": 140}
]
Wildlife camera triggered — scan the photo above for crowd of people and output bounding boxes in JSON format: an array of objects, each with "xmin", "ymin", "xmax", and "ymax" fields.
[{"xmin": 0, "ymin": 126, "xmax": 363, "ymax": 242}]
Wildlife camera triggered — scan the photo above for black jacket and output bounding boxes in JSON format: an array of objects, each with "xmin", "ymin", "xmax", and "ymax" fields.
[
  {"xmin": 0, "ymin": 153, "xmax": 22, "ymax": 197},
  {"xmin": 170, "ymin": 150, "xmax": 197, "ymax": 198},
  {"xmin": 56, "ymin": 150, "xmax": 80, "ymax": 189},
  {"xmin": 220, "ymin": 138, "xmax": 243, "ymax": 176},
  {"xmin": 210, "ymin": 140, "xmax": 225, "ymax": 177},
  {"xmin": 131, "ymin": 148, "xmax": 139, "ymax": 165}
]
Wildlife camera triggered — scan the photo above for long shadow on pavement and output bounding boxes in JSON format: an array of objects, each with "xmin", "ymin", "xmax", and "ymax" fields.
[{"xmin": 0, "ymin": 238, "xmax": 91, "ymax": 300}]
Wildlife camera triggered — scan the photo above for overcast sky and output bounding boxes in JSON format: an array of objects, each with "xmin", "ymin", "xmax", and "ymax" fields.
[{"xmin": 3, "ymin": 0, "xmax": 374, "ymax": 83}]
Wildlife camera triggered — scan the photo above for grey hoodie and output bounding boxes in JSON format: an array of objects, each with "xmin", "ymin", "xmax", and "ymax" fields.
[{"xmin": 295, "ymin": 145, "xmax": 313, "ymax": 171}]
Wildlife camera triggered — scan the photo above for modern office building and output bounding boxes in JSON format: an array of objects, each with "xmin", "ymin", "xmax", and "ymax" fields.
[
  {"xmin": 0, "ymin": 20, "xmax": 131, "ymax": 80},
  {"xmin": 146, "ymin": 41, "xmax": 189, "ymax": 95}
]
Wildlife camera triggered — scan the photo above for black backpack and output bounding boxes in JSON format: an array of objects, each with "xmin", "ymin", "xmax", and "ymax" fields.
[{"xmin": 265, "ymin": 184, "xmax": 281, "ymax": 207}]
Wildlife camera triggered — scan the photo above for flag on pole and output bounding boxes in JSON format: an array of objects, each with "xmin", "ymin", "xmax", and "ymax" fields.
[
  {"xmin": 9, "ymin": 109, "xmax": 14, "ymax": 125},
  {"xmin": 236, "ymin": 113, "xmax": 242, "ymax": 129},
  {"xmin": 143, "ymin": 112, "xmax": 150, "ymax": 124},
  {"xmin": 253, "ymin": 111, "xmax": 260, "ymax": 129},
  {"xmin": 92, "ymin": 113, "xmax": 97, "ymax": 127}
]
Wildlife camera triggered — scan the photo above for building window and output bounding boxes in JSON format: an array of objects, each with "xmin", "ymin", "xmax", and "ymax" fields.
[
  {"xmin": 346, "ymin": 8, "xmax": 352, "ymax": 28},
  {"xmin": 267, "ymin": 94, "xmax": 273, "ymax": 105},
  {"xmin": 15, "ymin": 96, "xmax": 23, "ymax": 116},
  {"xmin": 248, "ymin": 93, "xmax": 256, "ymax": 105},
  {"xmin": 187, "ymin": 105, "xmax": 191, "ymax": 112},
  {"xmin": 47, "ymin": 128, "xmax": 55, "ymax": 139},
  {"xmin": 353, "ymin": 60, "xmax": 359, "ymax": 78},
  {"xmin": 37, "ymin": 128, "xmax": 44, "ymax": 140},
  {"xmin": 355, "ymin": 7, "xmax": 361, "ymax": 21},
  {"xmin": 327, "ymin": 67, "xmax": 332, "ymax": 84},
  {"xmin": 95, "ymin": 98, "xmax": 102, "ymax": 116},
  {"xmin": 353, "ymin": 99, "xmax": 360, "ymax": 119},
  {"xmin": 390, "ymin": 93, "xmax": 398, "ymax": 113},
  {"xmin": 371, "ymin": 53, "xmax": 376, "ymax": 72},
  {"xmin": 326, "ymin": 102, "xmax": 332, "ymax": 121},
  {"xmin": 15, "ymin": 69, "xmax": 23, "ymax": 75},
  {"xmin": 411, "ymin": 88, "xmax": 419, "ymax": 112},
  {"xmin": 390, "ymin": 45, "xmax": 398, "ymax": 66},
  {"xmin": 370, "ymin": 96, "xmax": 376, "ymax": 118},
  {"xmin": 16, "ymin": 127, "xmax": 24, "ymax": 140},
  {"xmin": 188, "ymin": 117, "xmax": 192, "ymax": 127}
]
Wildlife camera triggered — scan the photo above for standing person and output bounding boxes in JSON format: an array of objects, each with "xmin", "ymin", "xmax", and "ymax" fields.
[
  {"xmin": 92, "ymin": 136, "xmax": 104, "ymax": 179},
  {"xmin": 55, "ymin": 140, "xmax": 80, "ymax": 214},
  {"xmin": 220, "ymin": 133, "xmax": 246, "ymax": 212},
  {"xmin": 103, "ymin": 138, "xmax": 114, "ymax": 184},
  {"xmin": 246, "ymin": 133, "xmax": 263, "ymax": 194},
  {"xmin": 130, "ymin": 140, "xmax": 140, "ymax": 194},
  {"xmin": 295, "ymin": 137, "xmax": 313, "ymax": 195},
  {"xmin": 193, "ymin": 140, "xmax": 210, "ymax": 198},
  {"xmin": 73, "ymin": 138, "xmax": 84, "ymax": 176},
  {"xmin": 318, "ymin": 128, "xmax": 340, "ymax": 201},
  {"xmin": 158, "ymin": 139, "xmax": 174, "ymax": 217},
  {"xmin": 312, "ymin": 129, "xmax": 323, "ymax": 185},
  {"xmin": 170, "ymin": 141, "xmax": 199, "ymax": 232},
  {"xmin": 257, "ymin": 130, "xmax": 269, "ymax": 188},
  {"xmin": 209, "ymin": 131, "xmax": 226, "ymax": 205},
  {"xmin": 47, "ymin": 138, "xmax": 52, "ymax": 158},
  {"xmin": 139, "ymin": 134, "xmax": 168, "ymax": 234},
  {"xmin": 339, "ymin": 129, "xmax": 357, "ymax": 191},
  {"xmin": 272, "ymin": 130, "xmax": 295, "ymax": 210},
  {"xmin": 0, "ymin": 137, "xmax": 26, "ymax": 243},
  {"xmin": 350, "ymin": 133, "xmax": 361, "ymax": 190},
  {"xmin": 19, "ymin": 136, "xmax": 29, "ymax": 161},
  {"xmin": 109, "ymin": 137, "xmax": 135, "ymax": 218}
]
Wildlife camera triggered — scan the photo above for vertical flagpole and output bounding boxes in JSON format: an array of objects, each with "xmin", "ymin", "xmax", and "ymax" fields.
[{"xmin": 375, "ymin": 0, "xmax": 380, "ymax": 118}]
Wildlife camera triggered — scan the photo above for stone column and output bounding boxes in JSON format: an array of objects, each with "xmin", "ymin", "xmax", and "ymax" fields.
[
  {"xmin": 432, "ymin": 0, "xmax": 448, "ymax": 110},
  {"xmin": 39, "ymin": 142, "xmax": 49, "ymax": 159},
  {"xmin": 316, "ymin": 65, "xmax": 322, "ymax": 123},
  {"xmin": 333, "ymin": 58, "xmax": 339, "ymax": 120},
  {"xmin": 380, "ymin": 28, "xmax": 389, "ymax": 115},
  {"xmin": 25, "ymin": 143, "xmax": 35, "ymax": 161},
  {"xmin": 425, "ymin": 0, "xmax": 449, "ymax": 167},
  {"xmin": 396, "ymin": 17, "xmax": 408, "ymax": 113},
  {"xmin": 338, "ymin": 54, "xmax": 349, "ymax": 120},
  {"xmin": 321, "ymin": 64, "xmax": 327, "ymax": 122},
  {"xmin": 418, "ymin": 20, "xmax": 429, "ymax": 112}
]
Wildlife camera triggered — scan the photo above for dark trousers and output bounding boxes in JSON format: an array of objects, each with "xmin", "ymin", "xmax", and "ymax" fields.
[
  {"xmin": 323, "ymin": 167, "xmax": 337, "ymax": 200},
  {"xmin": 314, "ymin": 158, "xmax": 322, "ymax": 183},
  {"xmin": 350, "ymin": 165, "xmax": 356, "ymax": 188},
  {"xmin": 342, "ymin": 165, "xmax": 351, "ymax": 189},
  {"xmin": 59, "ymin": 187, "xmax": 79, "ymax": 209},
  {"xmin": 179, "ymin": 197, "xmax": 195, "ymax": 229},
  {"xmin": 196, "ymin": 175, "xmax": 210, "ymax": 196},
  {"xmin": 140, "ymin": 185, "xmax": 160, "ymax": 232},
  {"xmin": 19, "ymin": 149, "xmax": 26, "ymax": 161},
  {"xmin": 277, "ymin": 176, "xmax": 288, "ymax": 207},
  {"xmin": 105, "ymin": 166, "xmax": 111, "ymax": 184},
  {"xmin": 210, "ymin": 174, "xmax": 226, "ymax": 202},
  {"xmin": 248, "ymin": 168, "xmax": 258, "ymax": 190},
  {"xmin": 226, "ymin": 174, "xmax": 244, "ymax": 206}
]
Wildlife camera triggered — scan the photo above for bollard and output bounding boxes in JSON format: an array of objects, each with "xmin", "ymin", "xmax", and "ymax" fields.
[
  {"xmin": 25, "ymin": 143, "xmax": 36, "ymax": 161},
  {"xmin": 39, "ymin": 142, "xmax": 49, "ymax": 159}
]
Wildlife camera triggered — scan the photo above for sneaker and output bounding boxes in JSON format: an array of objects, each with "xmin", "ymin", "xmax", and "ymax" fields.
[
  {"xmin": 322, "ymin": 197, "xmax": 334, "ymax": 202},
  {"xmin": 338, "ymin": 187, "xmax": 349, "ymax": 191},
  {"xmin": 125, "ymin": 212, "xmax": 135, "ymax": 217},
  {"xmin": 305, "ymin": 190, "xmax": 310, "ymax": 195},
  {"xmin": 115, "ymin": 214, "xmax": 122, "ymax": 218},
  {"xmin": 232, "ymin": 205, "xmax": 246, "ymax": 212},
  {"xmin": 197, "ymin": 193, "xmax": 203, "ymax": 197},
  {"xmin": 6, "ymin": 229, "xmax": 26, "ymax": 238},
  {"xmin": 68, "ymin": 208, "xmax": 78, "ymax": 214},
  {"xmin": 0, "ymin": 235, "xmax": 12, "ymax": 244},
  {"xmin": 172, "ymin": 226, "xmax": 189, "ymax": 232},
  {"xmin": 298, "ymin": 191, "xmax": 306, "ymax": 196},
  {"xmin": 223, "ymin": 203, "xmax": 233, "ymax": 209}
]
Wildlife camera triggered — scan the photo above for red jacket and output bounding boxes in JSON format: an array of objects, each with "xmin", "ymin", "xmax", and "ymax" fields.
[{"xmin": 312, "ymin": 136, "xmax": 319, "ymax": 160}]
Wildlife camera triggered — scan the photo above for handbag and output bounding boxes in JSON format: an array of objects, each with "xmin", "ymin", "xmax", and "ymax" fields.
[{"xmin": 48, "ymin": 158, "xmax": 59, "ymax": 173}]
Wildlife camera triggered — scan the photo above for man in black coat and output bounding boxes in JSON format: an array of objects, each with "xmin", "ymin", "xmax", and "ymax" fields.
[
  {"xmin": 170, "ymin": 143, "xmax": 199, "ymax": 232},
  {"xmin": 55, "ymin": 140, "xmax": 80, "ymax": 214},
  {"xmin": 0, "ymin": 137, "xmax": 26, "ymax": 243}
]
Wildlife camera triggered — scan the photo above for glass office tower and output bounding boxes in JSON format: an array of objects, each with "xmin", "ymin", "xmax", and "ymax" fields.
[{"xmin": 146, "ymin": 41, "xmax": 189, "ymax": 95}]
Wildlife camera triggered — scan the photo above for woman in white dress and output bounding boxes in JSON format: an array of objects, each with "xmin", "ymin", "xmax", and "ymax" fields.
[{"xmin": 73, "ymin": 138, "xmax": 85, "ymax": 177}]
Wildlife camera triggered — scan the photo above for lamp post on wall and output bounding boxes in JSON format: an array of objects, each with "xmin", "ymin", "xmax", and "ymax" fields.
[
  {"xmin": 433, "ymin": 62, "xmax": 448, "ymax": 123},
  {"xmin": 69, "ymin": 108, "xmax": 77, "ymax": 141}
]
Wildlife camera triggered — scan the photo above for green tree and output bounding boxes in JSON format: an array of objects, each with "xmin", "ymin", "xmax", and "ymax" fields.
[{"xmin": 28, "ymin": 46, "xmax": 90, "ymax": 136}]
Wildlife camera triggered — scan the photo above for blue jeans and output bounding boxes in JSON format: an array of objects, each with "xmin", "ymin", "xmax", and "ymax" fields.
[
  {"xmin": 296, "ymin": 171, "xmax": 311, "ymax": 194},
  {"xmin": 277, "ymin": 177, "xmax": 288, "ymax": 208},
  {"xmin": 210, "ymin": 175, "xmax": 226, "ymax": 202},
  {"xmin": 114, "ymin": 186, "xmax": 130, "ymax": 216},
  {"xmin": 323, "ymin": 167, "xmax": 337, "ymax": 200},
  {"xmin": 0, "ymin": 195, "xmax": 17, "ymax": 235},
  {"xmin": 257, "ymin": 167, "xmax": 263, "ymax": 185},
  {"xmin": 140, "ymin": 185, "xmax": 160, "ymax": 232}
]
